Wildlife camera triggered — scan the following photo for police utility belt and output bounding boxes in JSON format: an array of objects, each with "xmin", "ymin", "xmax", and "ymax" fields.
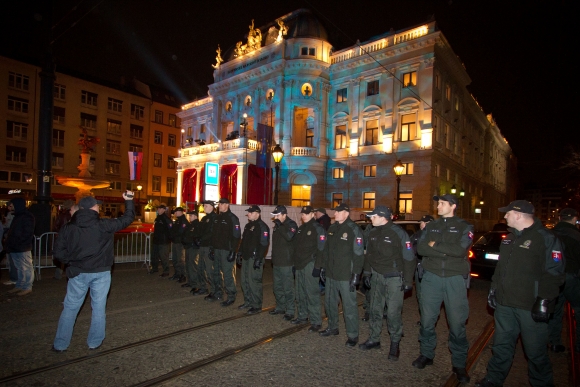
[{"xmin": 373, "ymin": 267, "xmax": 402, "ymax": 279}]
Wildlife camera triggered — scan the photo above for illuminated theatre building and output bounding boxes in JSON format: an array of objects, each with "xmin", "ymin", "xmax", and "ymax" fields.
[{"xmin": 176, "ymin": 9, "xmax": 515, "ymax": 224}]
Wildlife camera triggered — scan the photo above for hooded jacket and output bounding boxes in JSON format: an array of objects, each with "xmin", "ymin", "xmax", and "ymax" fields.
[
  {"xmin": 5, "ymin": 198, "xmax": 35, "ymax": 253},
  {"xmin": 53, "ymin": 200, "xmax": 134, "ymax": 278}
]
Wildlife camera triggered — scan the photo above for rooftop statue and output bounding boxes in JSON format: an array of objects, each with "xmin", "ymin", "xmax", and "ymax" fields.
[
  {"xmin": 276, "ymin": 19, "xmax": 288, "ymax": 42},
  {"xmin": 212, "ymin": 45, "xmax": 223, "ymax": 69},
  {"xmin": 234, "ymin": 19, "xmax": 262, "ymax": 57}
]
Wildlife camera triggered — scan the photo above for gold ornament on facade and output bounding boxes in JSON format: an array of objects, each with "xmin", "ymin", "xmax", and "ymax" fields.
[
  {"xmin": 234, "ymin": 19, "xmax": 262, "ymax": 57},
  {"xmin": 276, "ymin": 19, "xmax": 288, "ymax": 42},
  {"xmin": 212, "ymin": 45, "xmax": 223, "ymax": 69}
]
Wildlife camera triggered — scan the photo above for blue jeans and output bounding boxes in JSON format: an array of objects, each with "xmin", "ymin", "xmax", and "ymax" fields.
[
  {"xmin": 53, "ymin": 271, "xmax": 111, "ymax": 350},
  {"xmin": 8, "ymin": 251, "xmax": 33, "ymax": 290}
]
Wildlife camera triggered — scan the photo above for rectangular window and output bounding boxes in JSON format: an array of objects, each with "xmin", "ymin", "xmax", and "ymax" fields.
[
  {"xmin": 53, "ymin": 129, "xmax": 65, "ymax": 147},
  {"xmin": 403, "ymin": 71, "xmax": 417, "ymax": 87},
  {"xmin": 291, "ymin": 185, "xmax": 311, "ymax": 207},
  {"xmin": 446, "ymin": 168, "xmax": 451, "ymax": 181},
  {"xmin": 435, "ymin": 164, "xmax": 440, "ymax": 177},
  {"xmin": 401, "ymin": 114, "xmax": 416, "ymax": 142},
  {"xmin": 306, "ymin": 128, "xmax": 314, "ymax": 147},
  {"xmin": 81, "ymin": 90, "xmax": 98, "ymax": 106},
  {"xmin": 168, "ymin": 134, "xmax": 176, "ymax": 147},
  {"xmin": 107, "ymin": 119, "xmax": 122, "ymax": 135},
  {"xmin": 153, "ymin": 153, "xmax": 162, "ymax": 167},
  {"xmin": 364, "ymin": 119, "xmax": 379, "ymax": 145},
  {"xmin": 363, "ymin": 192, "xmax": 375, "ymax": 209},
  {"xmin": 332, "ymin": 168, "xmax": 344, "ymax": 179},
  {"xmin": 337, "ymin": 88, "xmax": 347, "ymax": 103},
  {"xmin": 167, "ymin": 156, "xmax": 176, "ymax": 169},
  {"xmin": 105, "ymin": 160, "xmax": 120, "ymax": 175},
  {"xmin": 154, "ymin": 110, "xmax": 163, "ymax": 124},
  {"xmin": 168, "ymin": 114, "xmax": 177, "ymax": 127},
  {"xmin": 129, "ymin": 143, "xmax": 143, "ymax": 152},
  {"xmin": 367, "ymin": 80, "xmax": 379, "ymax": 96},
  {"xmin": 10, "ymin": 171, "xmax": 21, "ymax": 182},
  {"xmin": 7, "ymin": 121, "xmax": 28, "ymax": 141},
  {"xmin": 6, "ymin": 146, "xmax": 27, "ymax": 163},
  {"xmin": 399, "ymin": 192, "xmax": 413, "ymax": 214},
  {"xmin": 363, "ymin": 165, "xmax": 376, "ymax": 178},
  {"xmin": 0, "ymin": 170, "xmax": 8, "ymax": 181},
  {"xmin": 106, "ymin": 140, "xmax": 121, "ymax": 155},
  {"xmin": 445, "ymin": 84, "xmax": 451, "ymax": 100},
  {"xmin": 8, "ymin": 96, "xmax": 29, "ymax": 113},
  {"xmin": 80, "ymin": 112, "xmax": 97, "ymax": 129},
  {"xmin": 110, "ymin": 181, "xmax": 122, "ymax": 190},
  {"xmin": 454, "ymin": 96, "xmax": 459, "ymax": 111},
  {"xmin": 402, "ymin": 162, "xmax": 414, "ymax": 175},
  {"xmin": 187, "ymin": 126, "xmax": 192, "ymax": 136},
  {"xmin": 335, "ymin": 125, "xmax": 347, "ymax": 149},
  {"xmin": 301, "ymin": 47, "xmax": 315, "ymax": 56},
  {"xmin": 9, "ymin": 72, "xmax": 30, "ymax": 91},
  {"xmin": 53, "ymin": 106, "xmax": 65, "ymax": 125},
  {"xmin": 130, "ymin": 124, "xmax": 143, "ymax": 139},
  {"xmin": 166, "ymin": 177, "xmax": 175, "ymax": 193},
  {"xmin": 435, "ymin": 72, "xmax": 441, "ymax": 89},
  {"xmin": 108, "ymin": 97, "xmax": 123, "ymax": 113},
  {"xmin": 54, "ymin": 83, "xmax": 66, "ymax": 100},
  {"xmin": 154, "ymin": 131, "xmax": 163, "ymax": 144},
  {"xmin": 52, "ymin": 152, "xmax": 64, "ymax": 169},
  {"xmin": 152, "ymin": 176, "xmax": 161, "ymax": 192},
  {"xmin": 445, "ymin": 124, "xmax": 450, "ymax": 149},
  {"xmin": 332, "ymin": 193, "xmax": 343, "ymax": 208},
  {"xmin": 131, "ymin": 104, "xmax": 144, "ymax": 120}
]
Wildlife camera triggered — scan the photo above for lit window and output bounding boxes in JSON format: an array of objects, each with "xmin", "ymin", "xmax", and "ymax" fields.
[
  {"xmin": 152, "ymin": 176, "xmax": 161, "ymax": 192},
  {"xmin": 367, "ymin": 80, "xmax": 379, "ymax": 96},
  {"xmin": 434, "ymin": 72, "xmax": 441, "ymax": 90},
  {"xmin": 332, "ymin": 168, "xmax": 344, "ymax": 179},
  {"xmin": 306, "ymin": 128, "xmax": 314, "ymax": 147},
  {"xmin": 445, "ymin": 84, "xmax": 451, "ymax": 100},
  {"xmin": 403, "ymin": 71, "xmax": 417, "ymax": 87},
  {"xmin": 363, "ymin": 192, "xmax": 375, "ymax": 209},
  {"xmin": 107, "ymin": 119, "xmax": 122, "ymax": 135},
  {"xmin": 168, "ymin": 134, "xmax": 176, "ymax": 147},
  {"xmin": 154, "ymin": 131, "xmax": 163, "ymax": 144},
  {"xmin": 364, "ymin": 119, "xmax": 379, "ymax": 145},
  {"xmin": 153, "ymin": 153, "xmax": 162, "ymax": 167},
  {"xmin": 155, "ymin": 110, "xmax": 163, "ymax": 123},
  {"xmin": 332, "ymin": 193, "xmax": 343, "ymax": 207},
  {"xmin": 335, "ymin": 125, "xmax": 347, "ymax": 149},
  {"xmin": 106, "ymin": 140, "xmax": 121, "ymax": 155},
  {"xmin": 401, "ymin": 162, "xmax": 414, "ymax": 175},
  {"xmin": 168, "ymin": 114, "xmax": 177, "ymax": 127},
  {"xmin": 105, "ymin": 160, "xmax": 120, "ymax": 175},
  {"xmin": 337, "ymin": 88, "xmax": 347, "ymax": 103},
  {"xmin": 363, "ymin": 165, "xmax": 376, "ymax": 178},
  {"xmin": 166, "ymin": 177, "xmax": 175, "ymax": 193},
  {"xmin": 401, "ymin": 114, "xmax": 416, "ymax": 142},
  {"xmin": 291, "ymin": 185, "xmax": 311, "ymax": 207},
  {"xmin": 399, "ymin": 192, "xmax": 413, "ymax": 214},
  {"xmin": 167, "ymin": 156, "xmax": 176, "ymax": 169}
]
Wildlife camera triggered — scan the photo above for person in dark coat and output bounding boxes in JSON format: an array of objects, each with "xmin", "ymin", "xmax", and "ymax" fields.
[
  {"xmin": 150, "ymin": 204, "xmax": 172, "ymax": 276},
  {"xmin": 52, "ymin": 192, "xmax": 134, "ymax": 352},
  {"xmin": 5, "ymin": 197, "xmax": 35, "ymax": 296},
  {"xmin": 52, "ymin": 200, "xmax": 76, "ymax": 280}
]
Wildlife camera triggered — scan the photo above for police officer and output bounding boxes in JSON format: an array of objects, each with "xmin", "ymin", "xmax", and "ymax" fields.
[
  {"xmin": 182, "ymin": 210, "xmax": 203, "ymax": 293},
  {"xmin": 238, "ymin": 205, "xmax": 270, "ymax": 315},
  {"xmin": 359, "ymin": 206, "xmax": 416, "ymax": 361},
  {"xmin": 150, "ymin": 204, "xmax": 171, "ymax": 277},
  {"xmin": 476, "ymin": 200, "xmax": 565, "ymax": 387},
  {"xmin": 198, "ymin": 200, "xmax": 217, "ymax": 299},
  {"xmin": 211, "ymin": 198, "xmax": 241, "ymax": 307},
  {"xmin": 411, "ymin": 214, "xmax": 434, "ymax": 322},
  {"xmin": 269, "ymin": 205, "xmax": 298, "ymax": 320},
  {"xmin": 548, "ymin": 208, "xmax": 580, "ymax": 353},
  {"xmin": 414, "ymin": 194, "xmax": 473, "ymax": 384},
  {"xmin": 169, "ymin": 207, "xmax": 187, "ymax": 283},
  {"xmin": 319, "ymin": 203, "xmax": 364, "ymax": 347},
  {"xmin": 292, "ymin": 206, "xmax": 326, "ymax": 332}
]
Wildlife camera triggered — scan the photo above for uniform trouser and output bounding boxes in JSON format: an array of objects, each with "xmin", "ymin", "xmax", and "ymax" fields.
[
  {"xmin": 272, "ymin": 265, "xmax": 295, "ymax": 314},
  {"xmin": 368, "ymin": 270, "xmax": 404, "ymax": 342},
  {"xmin": 184, "ymin": 246, "xmax": 204, "ymax": 289},
  {"xmin": 215, "ymin": 249, "xmax": 236, "ymax": 301},
  {"xmin": 200, "ymin": 246, "xmax": 218, "ymax": 295},
  {"xmin": 415, "ymin": 265, "xmax": 423, "ymax": 312},
  {"xmin": 325, "ymin": 278, "xmax": 359, "ymax": 339},
  {"xmin": 548, "ymin": 273, "xmax": 580, "ymax": 347},
  {"xmin": 171, "ymin": 243, "xmax": 185, "ymax": 277},
  {"xmin": 241, "ymin": 257, "xmax": 263, "ymax": 308},
  {"xmin": 485, "ymin": 304, "xmax": 554, "ymax": 387},
  {"xmin": 363, "ymin": 286, "xmax": 387, "ymax": 316},
  {"xmin": 151, "ymin": 244, "xmax": 170, "ymax": 273},
  {"xmin": 295, "ymin": 261, "xmax": 322, "ymax": 325},
  {"xmin": 419, "ymin": 271, "xmax": 469, "ymax": 368}
]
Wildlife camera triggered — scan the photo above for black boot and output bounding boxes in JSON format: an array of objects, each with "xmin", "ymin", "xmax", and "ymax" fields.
[{"xmin": 388, "ymin": 341, "xmax": 400, "ymax": 361}]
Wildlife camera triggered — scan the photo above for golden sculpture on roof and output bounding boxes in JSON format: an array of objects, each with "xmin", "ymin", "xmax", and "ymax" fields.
[
  {"xmin": 234, "ymin": 19, "xmax": 263, "ymax": 57},
  {"xmin": 212, "ymin": 45, "xmax": 223, "ymax": 69},
  {"xmin": 276, "ymin": 19, "xmax": 288, "ymax": 42}
]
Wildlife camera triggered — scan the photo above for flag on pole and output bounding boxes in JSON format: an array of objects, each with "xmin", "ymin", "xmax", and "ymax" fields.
[{"xmin": 128, "ymin": 151, "xmax": 143, "ymax": 180}]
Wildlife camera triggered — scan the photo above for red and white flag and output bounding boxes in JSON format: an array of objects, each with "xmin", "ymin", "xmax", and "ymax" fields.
[{"xmin": 128, "ymin": 152, "xmax": 143, "ymax": 180}]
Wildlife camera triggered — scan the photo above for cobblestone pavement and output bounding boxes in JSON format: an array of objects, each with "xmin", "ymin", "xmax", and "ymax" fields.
[{"xmin": 0, "ymin": 264, "xmax": 572, "ymax": 386}]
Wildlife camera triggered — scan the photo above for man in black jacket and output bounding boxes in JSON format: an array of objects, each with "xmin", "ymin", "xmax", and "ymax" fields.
[
  {"xmin": 198, "ymin": 200, "xmax": 217, "ymax": 299},
  {"xmin": 169, "ymin": 207, "xmax": 187, "ymax": 283},
  {"xmin": 5, "ymin": 197, "xmax": 35, "ymax": 296},
  {"xmin": 150, "ymin": 204, "xmax": 171, "ymax": 277},
  {"xmin": 182, "ymin": 210, "xmax": 203, "ymax": 293},
  {"xmin": 52, "ymin": 192, "xmax": 134, "ymax": 352}
]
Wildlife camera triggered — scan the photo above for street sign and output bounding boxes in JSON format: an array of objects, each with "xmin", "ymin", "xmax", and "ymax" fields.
[{"xmin": 205, "ymin": 162, "xmax": 219, "ymax": 185}]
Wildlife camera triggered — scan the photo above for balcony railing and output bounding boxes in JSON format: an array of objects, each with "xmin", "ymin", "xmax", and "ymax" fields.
[{"xmin": 291, "ymin": 147, "xmax": 317, "ymax": 156}]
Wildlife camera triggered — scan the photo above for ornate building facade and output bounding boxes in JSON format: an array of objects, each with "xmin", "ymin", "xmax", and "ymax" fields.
[{"xmin": 176, "ymin": 9, "xmax": 516, "ymax": 227}]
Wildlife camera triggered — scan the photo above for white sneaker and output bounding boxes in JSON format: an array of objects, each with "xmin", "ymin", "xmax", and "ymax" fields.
[{"xmin": 3, "ymin": 280, "xmax": 16, "ymax": 285}]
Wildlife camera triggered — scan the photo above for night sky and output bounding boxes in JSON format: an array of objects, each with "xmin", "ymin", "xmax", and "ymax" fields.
[{"xmin": 1, "ymin": 0, "xmax": 575, "ymax": 189}]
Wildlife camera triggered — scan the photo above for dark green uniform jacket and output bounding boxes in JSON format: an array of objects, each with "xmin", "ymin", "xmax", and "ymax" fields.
[
  {"xmin": 211, "ymin": 209, "xmax": 241, "ymax": 251},
  {"xmin": 241, "ymin": 217, "xmax": 270, "ymax": 260},
  {"xmin": 553, "ymin": 221, "xmax": 580, "ymax": 275},
  {"xmin": 169, "ymin": 214, "xmax": 187, "ymax": 244},
  {"xmin": 293, "ymin": 218, "xmax": 326, "ymax": 270},
  {"xmin": 198, "ymin": 211, "xmax": 216, "ymax": 247},
  {"xmin": 364, "ymin": 221, "xmax": 416, "ymax": 287},
  {"xmin": 182, "ymin": 218, "xmax": 202, "ymax": 249},
  {"xmin": 271, "ymin": 217, "xmax": 298, "ymax": 267},
  {"xmin": 492, "ymin": 218, "xmax": 565, "ymax": 310},
  {"xmin": 418, "ymin": 216, "xmax": 474, "ymax": 278},
  {"xmin": 322, "ymin": 218, "xmax": 364, "ymax": 281}
]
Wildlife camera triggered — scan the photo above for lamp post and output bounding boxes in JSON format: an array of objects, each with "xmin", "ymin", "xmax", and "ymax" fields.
[
  {"xmin": 272, "ymin": 144, "xmax": 284, "ymax": 205},
  {"xmin": 393, "ymin": 160, "xmax": 404, "ymax": 217},
  {"xmin": 240, "ymin": 113, "xmax": 249, "ymax": 204},
  {"xmin": 451, "ymin": 184, "xmax": 457, "ymax": 194},
  {"xmin": 136, "ymin": 184, "xmax": 142, "ymax": 215}
]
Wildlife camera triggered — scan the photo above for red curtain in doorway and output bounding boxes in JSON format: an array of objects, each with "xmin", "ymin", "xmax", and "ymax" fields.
[
  {"xmin": 198, "ymin": 166, "xmax": 205, "ymax": 202},
  {"xmin": 219, "ymin": 164, "xmax": 238, "ymax": 203},
  {"xmin": 247, "ymin": 164, "xmax": 272, "ymax": 205},
  {"xmin": 181, "ymin": 168, "xmax": 197, "ymax": 209}
]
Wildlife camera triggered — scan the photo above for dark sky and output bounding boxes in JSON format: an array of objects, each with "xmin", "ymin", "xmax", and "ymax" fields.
[{"xmin": 1, "ymin": 0, "xmax": 575, "ymax": 188}]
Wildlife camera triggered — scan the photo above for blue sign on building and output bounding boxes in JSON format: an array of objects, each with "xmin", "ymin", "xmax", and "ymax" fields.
[{"xmin": 205, "ymin": 162, "xmax": 219, "ymax": 185}]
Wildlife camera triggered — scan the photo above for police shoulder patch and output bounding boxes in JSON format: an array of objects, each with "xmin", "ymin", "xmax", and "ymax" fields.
[{"xmin": 552, "ymin": 251, "xmax": 562, "ymax": 262}]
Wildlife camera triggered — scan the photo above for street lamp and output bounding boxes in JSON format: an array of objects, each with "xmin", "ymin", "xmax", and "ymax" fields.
[
  {"xmin": 459, "ymin": 188, "xmax": 465, "ymax": 197},
  {"xmin": 272, "ymin": 144, "xmax": 284, "ymax": 205},
  {"xmin": 240, "ymin": 113, "xmax": 249, "ymax": 204},
  {"xmin": 451, "ymin": 184, "xmax": 457, "ymax": 194},
  {"xmin": 239, "ymin": 113, "xmax": 248, "ymax": 137},
  {"xmin": 393, "ymin": 160, "xmax": 404, "ymax": 217},
  {"xmin": 136, "ymin": 184, "xmax": 142, "ymax": 215}
]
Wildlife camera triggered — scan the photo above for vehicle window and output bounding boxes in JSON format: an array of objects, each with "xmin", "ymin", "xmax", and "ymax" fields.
[{"xmin": 474, "ymin": 232, "xmax": 508, "ymax": 246}]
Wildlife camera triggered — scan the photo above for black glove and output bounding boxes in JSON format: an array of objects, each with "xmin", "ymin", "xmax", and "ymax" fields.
[
  {"xmin": 401, "ymin": 283, "xmax": 413, "ymax": 293},
  {"xmin": 193, "ymin": 238, "xmax": 201, "ymax": 248},
  {"xmin": 349, "ymin": 273, "xmax": 361, "ymax": 292},
  {"xmin": 236, "ymin": 252, "xmax": 243, "ymax": 265},
  {"xmin": 312, "ymin": 267, "xmax": 321, "ymax": 277},
  {"xmin": 362, "ymin": 274, "xmax": 371, "ymax": 289},
  {"xmin": 273, "ymin": 219, "xmax": 282, "ymax": 228},
  {"xmin": 227, "ymin": 250, "xmax": 235, "ymax": 262},
  {"xmin": 253, "ymin": 258, "xmax": 262, "ymax": 270},
  {"xmin": 319, "ymin": 268, "xmax": 326, "ymax": 283},
  {"xmin": 487, "ymin": 289, "xmax": 497, "ymax": 310},
  {"xmin": 209, "ymin": 247, "xmax": 215, "ymax": 261},
  {"xmin": 292, "ymin": 266, "xmax": 296, "ymax": 275},
  {"xmin": 531, "ymin": 297, "xmax": 550, "ymax": 323}
]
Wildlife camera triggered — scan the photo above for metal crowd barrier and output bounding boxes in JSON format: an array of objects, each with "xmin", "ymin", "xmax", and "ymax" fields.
[{"xmin": 32, "ymin": 231, "xmax": 151, "ymax": 280}]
